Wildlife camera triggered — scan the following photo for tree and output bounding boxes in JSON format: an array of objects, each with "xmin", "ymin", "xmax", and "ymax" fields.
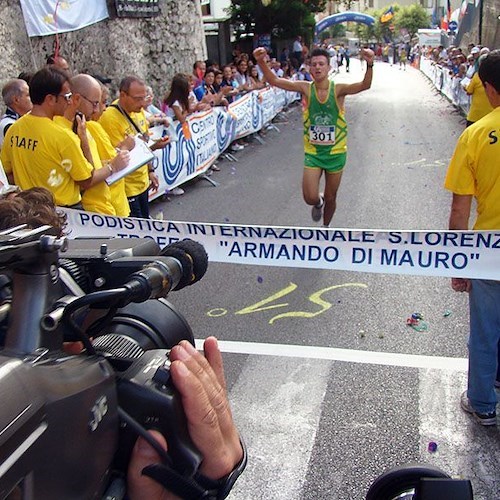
[
  {"xmin": 394, "ymin": 4, "xmax": 430, "ymax": 41},
  {"xmin": 355, "ymin": 3, "xmax": 429, "ymax": 44},
  {"xmin": 319, "ymin": 23, "xmax": 346, "ymax": 42},
  {"xmin": 355, "ymin": 6, "xmax": 400, "ymax": 43},
  {"xmin": 229, "ymin": 0, "xmax": 327, "ymax": 39}
]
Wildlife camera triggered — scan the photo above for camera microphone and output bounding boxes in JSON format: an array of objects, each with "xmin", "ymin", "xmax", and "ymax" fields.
[
  {"xmin": 123, "ymin": 239, "xmax": 208, "ymax": 303},
  {"xmin": 160, "ymin": 238, "xmax": 208, "ymax": 291}
]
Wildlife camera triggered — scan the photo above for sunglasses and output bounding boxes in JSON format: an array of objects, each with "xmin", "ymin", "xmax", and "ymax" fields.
[{"xmin": 57, "ymin": 91, "xmax": 73, "ymax": 102}]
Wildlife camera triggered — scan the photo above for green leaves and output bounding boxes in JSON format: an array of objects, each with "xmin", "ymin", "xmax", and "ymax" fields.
[{"xmin": 229, "ymin": 0, "xmax": 327, "ymax": 38}]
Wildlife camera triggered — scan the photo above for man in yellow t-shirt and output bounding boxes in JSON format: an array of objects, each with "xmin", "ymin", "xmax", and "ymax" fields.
[
  {"xmin": 0, "ymin": 67, "xmax": 93, "ymax": 207},
  {"xmin": 54, "ymin": 74, "xmax": 130, "ymax": 215},
  {"xmin": 444, "ymin": 50, "xmax": 500, "ymax": 426},
  {"xmin": 88, "ymin": 82, "xmax": 133, "ymax": 217},
  {"xmin": 99, "ymin": 76, "xmax": 169, "ymax": 218},
  {"xmin": 465, "ymin": 55, "xmax": 494, "ymax": 127}
]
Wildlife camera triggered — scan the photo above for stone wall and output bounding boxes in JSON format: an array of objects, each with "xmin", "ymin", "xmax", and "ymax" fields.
[
  {"xmin": 0, "ymin": 0, "xmax": 207, "ymax": 99},
  {"xmin": 455, "ymin": 0, "xmax": 499, "ymax": 50}
]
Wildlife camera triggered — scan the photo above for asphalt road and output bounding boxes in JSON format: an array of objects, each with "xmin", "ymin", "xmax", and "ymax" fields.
[{"xmin": 152, "ymin": 58, "xmax": 499, "ymax": 499}]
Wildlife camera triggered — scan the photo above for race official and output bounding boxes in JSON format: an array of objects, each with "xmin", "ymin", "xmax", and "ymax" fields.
[
  {"xmin": 0, "ymin": 67, "xmax": 93, "ymax": 208},
  {"xmin": 444, "ymin": 50, "xmax": 500, "ymax": 426},
  {"xmin": 54, "ymin": 74, "xmax": 128, "ymax": 215},
  {"xmin": 99, "ymin": 76, "xmax": 169, "ymax": 219}
]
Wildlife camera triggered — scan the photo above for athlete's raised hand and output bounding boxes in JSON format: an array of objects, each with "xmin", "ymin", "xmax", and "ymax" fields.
[{"xmin": 360, "ymin": 48, "xmax": 375, "ymax": 66}]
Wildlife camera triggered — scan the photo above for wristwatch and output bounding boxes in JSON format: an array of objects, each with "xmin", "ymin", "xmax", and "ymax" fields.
[{"xmin": 367, "ymin": 63, "xmax": 374, "ymax": 68}]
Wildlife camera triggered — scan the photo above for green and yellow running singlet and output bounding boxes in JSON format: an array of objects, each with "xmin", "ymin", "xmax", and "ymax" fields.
[{"xmin": 303, "ymin": 80, "xmax": 347, "ymax": 172}]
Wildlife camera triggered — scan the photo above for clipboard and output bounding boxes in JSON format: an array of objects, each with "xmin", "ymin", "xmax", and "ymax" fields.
[{"xmin": 106, "ymin": 134, "xmax": 155, "ymax": 186}]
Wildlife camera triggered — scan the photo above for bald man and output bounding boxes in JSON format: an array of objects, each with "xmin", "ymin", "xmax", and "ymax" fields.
[
  {"xmin": 53, "ymin": 74, "xmax": 129, "ymax": 215},
  {"xmin": 47, "ymin": 54, "xmax": 71, "ymax": 73},
  {"xmin": 1, "ymin": 79, "xmax": 32, "ymax": 149}
]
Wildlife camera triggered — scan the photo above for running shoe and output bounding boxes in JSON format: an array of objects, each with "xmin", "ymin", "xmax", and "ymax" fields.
[
  {"xmin": 311, "ymin": 195, "xmax": 324, "ymax": 222},
  {"xmin": 460, "ymin": 391, "xmax": 497, "ymax": 426}
]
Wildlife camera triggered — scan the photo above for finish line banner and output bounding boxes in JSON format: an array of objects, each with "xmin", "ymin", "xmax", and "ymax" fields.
[{"xmin": 63, "ymin": 210, "xmax": 500, "ymax": 280}]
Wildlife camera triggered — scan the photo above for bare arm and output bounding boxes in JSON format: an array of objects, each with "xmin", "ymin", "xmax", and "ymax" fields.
[
  {"xmin": 77, "ymin": 163, "xmax": 113, "ymax": 190},
  {"xmin": 336, "ymin": 48, "xmax": 374, "ymax": 100},
  {"xmin": 449, "ymin": 193, "xmax": 472, "ymax": 230},
  {"xmin": 253, "ymin": 47, "xmax": 309, "ymax": 95},
  {"xmin": 449, "ymin": 193, "xmax": 473, "ymax": 292},
  {"xmin": 75, "ymin": 115, "xmax": 95, "ymax": 167},
  {"xmin": 172, "ymin": 103, "xmax": 188, "ymax": 123}
]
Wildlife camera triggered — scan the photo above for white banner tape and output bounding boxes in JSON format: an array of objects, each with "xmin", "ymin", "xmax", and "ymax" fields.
[{"xmin": 62, "ymin": 209, "xmax": 500, "ymax": 280}]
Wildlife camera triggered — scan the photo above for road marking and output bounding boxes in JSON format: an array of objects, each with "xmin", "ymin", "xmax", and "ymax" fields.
[
  {"xmin": 195, "ymin": 339, "xmax": 468, "ymax": 371},
  {"xmin": 228, "ymin": 356, "xmax": 331, "ymax": 499}
]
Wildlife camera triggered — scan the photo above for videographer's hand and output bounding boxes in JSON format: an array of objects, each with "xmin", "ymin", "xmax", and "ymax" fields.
[
  {"xmin": 451, "ymin": 277, "xmax": 471, "ymax": 292},
  {"xmin": 128, "ymin": 431, "xmax": 173, "ymax": 500},
  {"xmin": 127, "ymin": 337, "xmax": 243, "ymax": 499}
]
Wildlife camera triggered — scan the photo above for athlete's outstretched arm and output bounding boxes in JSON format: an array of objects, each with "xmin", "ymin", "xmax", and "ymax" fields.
[
  {"xmin": 336, "ymin": 48, "xmax": 375, "ymax": 98},
  {"xmin": 253, "ymin": 47, "xmax": 309, "ymax": 95}
]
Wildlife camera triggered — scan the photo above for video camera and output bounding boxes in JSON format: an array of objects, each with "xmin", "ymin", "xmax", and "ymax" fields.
[{"xmin": 0, "ymin": 225, "xmax": 237, "ymax": 499}]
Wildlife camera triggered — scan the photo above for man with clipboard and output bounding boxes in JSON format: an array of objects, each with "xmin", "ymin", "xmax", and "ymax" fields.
[{"xmin": 99, "ymin": 76, "xmax": 170, "ymax": 219}]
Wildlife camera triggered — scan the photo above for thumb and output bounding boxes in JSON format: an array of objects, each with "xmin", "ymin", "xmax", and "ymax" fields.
[{"xmin": 127, "ymin": 431, "xmax": 170, "ymax": 500}]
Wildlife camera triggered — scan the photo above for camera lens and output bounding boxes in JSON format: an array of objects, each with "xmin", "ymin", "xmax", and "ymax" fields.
[{"xmin": 91, "ymin": 298, "xmax": 194, "ymax": 363}]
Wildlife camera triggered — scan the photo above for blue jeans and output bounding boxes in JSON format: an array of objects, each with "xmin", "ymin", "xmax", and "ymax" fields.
[{"xmin": 467, "ymin": 279, "xmax": 500, "ymax": 414}]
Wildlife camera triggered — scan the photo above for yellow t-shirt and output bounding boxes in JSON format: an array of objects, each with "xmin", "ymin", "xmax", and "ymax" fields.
[
  {"xmin": 87, "ymin": 121, "xmax": 130, "ymax": 216},
  {"xmin": 99, "ymin": 103, "xmax": 150, "ymax": 197},
  {"xmin": 444, "ymin": 107, "xmax": 500, "ymax": 230},
  {"xmin": 54, "ymin": 116, "xmax": 115, "ymax": 215},
  {"xmin": 0, "ymin": 114, "xmax": 92, "ymax": 206},
  {"xmin": 466, "ymin": 72, "xmax": 494, "ymax": 123}
]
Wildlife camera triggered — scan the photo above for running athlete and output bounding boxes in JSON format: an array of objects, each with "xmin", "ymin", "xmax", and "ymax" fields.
[{"xmin": 254, "ymin": 47, "xmax": 374, "ymax": 227}]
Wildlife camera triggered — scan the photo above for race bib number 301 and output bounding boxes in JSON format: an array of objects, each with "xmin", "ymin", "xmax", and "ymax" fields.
[{"xmin": 309, "ymin": 125, "xmax": 336, "ymax": 145}]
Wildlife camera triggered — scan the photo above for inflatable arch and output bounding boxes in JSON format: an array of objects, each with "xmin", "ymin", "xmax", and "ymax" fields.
[{"xmin": 315, "ymin": 11, "xmax": 375, "ymax": 38}]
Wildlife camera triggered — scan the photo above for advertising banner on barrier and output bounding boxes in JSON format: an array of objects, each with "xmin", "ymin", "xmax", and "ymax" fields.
[
  {"xmin": 63, "ymin": 209, "xmax": 500, "ymax": 280},
  {"xmin": 260, "ymin": 88, "xmax": 277, "ymax": 125},
  {"xmin": 149, "ymin": 89, "xmax": 300, "ymax": 200},
  {"xmin": 229, "ymin": 92, "xmax": 262, "ymax": 139},
  {"xmin": 151, "ymin": 107, "xmax": 235, "ymax": 198}
]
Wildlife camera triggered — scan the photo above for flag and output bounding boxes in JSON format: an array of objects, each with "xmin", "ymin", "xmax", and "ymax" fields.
[
  {"xmin": 19, "ymin": 0, "xmax": 109, "ymax": 38},
  {"xmin": 380, "ymin": 6, "xmax": 394, "ymax": 23},
  {"xmin": 440, "ymin": 0, "xmax": 452, "ymax": 31}
]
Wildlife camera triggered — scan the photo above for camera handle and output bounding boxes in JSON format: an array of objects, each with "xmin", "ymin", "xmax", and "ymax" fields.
[
  {"xmin": 142, "ymin": 438, "xmax": 248, "ymax": 500},
  {"xmin": 3, "ymin": 232, "xmax": 67, "ymax": 354}
]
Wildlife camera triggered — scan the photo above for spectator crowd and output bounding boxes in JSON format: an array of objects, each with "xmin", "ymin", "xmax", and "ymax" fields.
[
  {"xmin": 0, "ymin": 48, "xmax": 311, "ymax": 218},
  {"xmin": 0, "ymin": 39, "xmax": 495, "ymax": 221}
]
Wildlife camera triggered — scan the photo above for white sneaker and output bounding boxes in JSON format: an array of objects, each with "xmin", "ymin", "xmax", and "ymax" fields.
[
  {"xmin": 170, "ymin": 187, "xmax": 184, "ymax": 196},
  {"xmin": 230, "ymin": 144, "xmax": 244, "ymax": 152}
]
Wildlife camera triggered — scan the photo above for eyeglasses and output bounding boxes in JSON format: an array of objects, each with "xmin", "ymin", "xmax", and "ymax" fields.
[
  {"xmin": 57, "ymin": 92, "xmax": 72, "ymax": 102},
  {"xmin": 126, "ymin": 92, "xmax": 147, "ymax": 101},
  {"xmin": 80, "ymin": 94, "xmax": 100, "ymax": 109}
]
